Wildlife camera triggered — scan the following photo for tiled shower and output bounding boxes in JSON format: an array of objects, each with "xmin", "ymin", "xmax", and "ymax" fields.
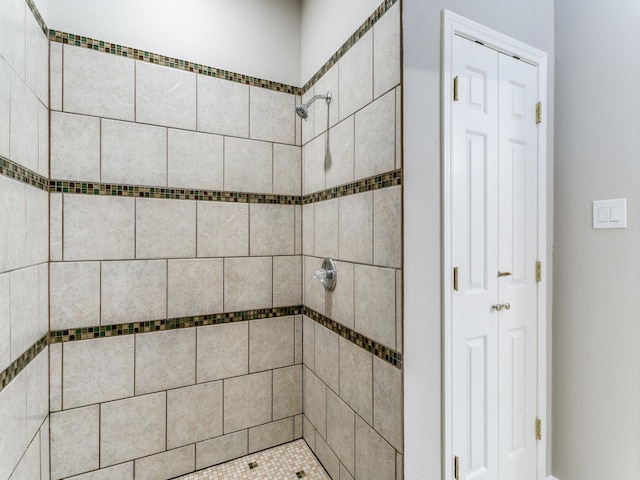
[{"xmin": 0, "ymin": 0, "xmax": 402, "ymax": 479}]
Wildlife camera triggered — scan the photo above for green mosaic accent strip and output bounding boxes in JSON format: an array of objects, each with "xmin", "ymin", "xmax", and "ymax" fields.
[
  {"xmin": 25, "ymin": 0, "xmax": 48, "ymax": 35},
  {"xmin": 50, "ymin": 180, "xmax": 301, "ymax": 205},
  {"xmin": 0, "ymin": 335, "xmax": 48, "ymax": 394},
  {"xmin": 303, "ymin": 306, "xmax": 402, "ymax": 369},
  {"xmin": 303, "ymin": 169, "xmax": 402, "ymax": 205},
  {"xmin": 49, "ymin": 306, "xmax": 303, "ymax": 344},
  {"xmin": 49, "ymin": 30, "xmax": 301, "ymax": 95},
  {"xmin": 302, "ymin": 0, "xmax": 398, "ymax": 93},
  {"xmin": 0, "ymin": 156, "xmax": 49, "ymax": 191}
]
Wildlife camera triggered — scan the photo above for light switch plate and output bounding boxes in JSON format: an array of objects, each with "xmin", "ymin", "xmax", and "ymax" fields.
[{"xmin": 593, "ymin": 198, "xmax": 627, "ymax": 229}]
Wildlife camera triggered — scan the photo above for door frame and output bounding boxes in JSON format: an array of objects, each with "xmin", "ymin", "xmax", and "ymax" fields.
[{"xmin": 441, "ymin": 10, "xmax": 548, "ymax": 480}]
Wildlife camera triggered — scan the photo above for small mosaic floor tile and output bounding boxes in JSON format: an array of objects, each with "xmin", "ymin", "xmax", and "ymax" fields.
[{"xmin": 175, "ymin": 439, "xmax": 331, "ymax": 480}]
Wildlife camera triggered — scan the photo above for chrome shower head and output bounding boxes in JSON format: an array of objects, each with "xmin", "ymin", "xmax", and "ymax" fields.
[{"xmin": 295, "ymin": 91, "xmax": 332, "ymax": 120}]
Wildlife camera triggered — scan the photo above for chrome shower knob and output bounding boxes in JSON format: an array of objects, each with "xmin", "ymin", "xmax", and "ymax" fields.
[{"xmin": 313, "ymin": 257, "xmax": 337, "ymax": 291}]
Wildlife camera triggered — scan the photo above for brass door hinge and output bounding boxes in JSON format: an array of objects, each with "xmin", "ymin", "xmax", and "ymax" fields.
[
  {"xmin": 535, "ymin": 261, "xmax": 542, "ymax": 283},
  {"xmin": 454, "ymin": 76, "xmax": 459, "ymax": 101},
  {"xmin": 536, "ymin": 418, "xmax": 542, "ymax": 440},
  {"xmin": 535, "ymin": 102, "xmax": 542, "ymax": 124},
  {"xmin": 454, "ymin": 455, "xmax": 460, "ymax": 480},
  {"xmin": 453, "ymin": 267, "xmax": 459, "ymax": 291}
]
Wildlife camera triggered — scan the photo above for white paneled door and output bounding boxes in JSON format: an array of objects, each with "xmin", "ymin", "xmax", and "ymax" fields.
[{"xmin": 451, "ymin": 34, "xmax": 539, "ymax": 480}]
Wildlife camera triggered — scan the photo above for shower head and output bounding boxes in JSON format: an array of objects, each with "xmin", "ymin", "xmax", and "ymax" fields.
[{"xmin": 295, "ymin": 91, "xmax": 332, "ymax": 119}]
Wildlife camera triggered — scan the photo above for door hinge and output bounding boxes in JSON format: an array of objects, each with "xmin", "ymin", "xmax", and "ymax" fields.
[
  {"xmin": 453, "ymin": 76, "xmax": 459, "ymax": 101},
  {"xmin": 535, "ymin": 261, "xmax": 542, "ymax": 283},
  {"xmin": 454, "ymin": 455, "xmax": 460, "ymax": 480},
  {"xmin": 536, "ymin": 418, "xmax": 542, "ymax": 440},
  {"xmin": 453, "ymin": 267, "xmax": 459, "ymax": 291},
  {"xmin": 535, "ymin": 102, "xmax": 542, "ymax": 124}
]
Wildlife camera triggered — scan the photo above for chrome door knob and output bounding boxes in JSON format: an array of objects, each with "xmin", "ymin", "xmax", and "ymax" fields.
[
  {"xmin": 503, "ymin": 302, "xmax": 511, "ymax": 310},
  {"xmin": 492, "ymin": 304, "xmax": 503, "ymax": 311}
]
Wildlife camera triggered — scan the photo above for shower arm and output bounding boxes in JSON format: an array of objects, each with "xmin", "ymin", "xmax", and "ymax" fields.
[{"xmin": 306, "ymin": 92, "xmax": 332, "ymax": 107}]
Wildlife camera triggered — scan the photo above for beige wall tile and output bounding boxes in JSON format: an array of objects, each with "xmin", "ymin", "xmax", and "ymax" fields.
[
  {"xmin": 295, "ymin": 315, "xmax": 303, "ymax": 365},
  {"xmin": 248, "ymin": 417, "xmax": 294, "ymax": 454},
  {"xmin": 0, "ymin": 0, "xmax": 25, "ymax": 79},
  {"xmin": 63, "ymin": 336, "xmax": 134, "ymax": 409},
  {"xmin": 250, "ymin": 86, "xmax": 296, "ymax": 144},
  {"xmin": 395, "ymin": 86, "xmax": 402, "ymax": 170},
  {"xmin": 339, "ymin": 30, "xmax": 373, "ymax": 121},
  {"xmin": 50, "ymin": 405, "xmax": 100, "ymax": 480},
  {"xmin": 100, "ymin": 392, "xmax": 166, "ymax": 467},
  {"xmin": 135, "ymin": 329, "xmax": 196, "ymax": 395},
  {"xmin": 374, "ymin": 356, "xmax": 403, "ymax": 452},
  {"xmin": 273, "ymin": 144, "xmax": 302, "ymax": 196},
  {"xmin": 354, "ymin": 90, "xmax": 396, "ymax": 180},
  {"xmin": 249, "ymin": 316, "xmax": 295, "ymax": 373},
  {"xmin": 167, "ymin": 381, "xmax": 223, "ymax": 449},
  {"xmin": 168, "ymin": 129, "xmax": 223, "ymax": 190},
  {"xmin": 10, "ymin": 266, "xmax": 42, "ymax": 360},
  {"xmin": 136, "ymin": 61, "xmax": 196, "ymax": 130},
  {"xmin": 374, "ymin": 186, "xmax": 402, "ymax": 268},
  {"xmin": 65, "ymin": 462, "xmax": 133, "ymax": 480},
  {"xmin": 224, "ymin": 257, "xmax": 272, "ymax": 312},
  {"xmin": 303, "ymin": 415, "xmax": 315, "ymax": 452},
  {"xmin": 197, "ymin": 75, "xmax": 249, "ymax": 138},
  {"xmin": 314, "ymin": 199, "xmax": 339, "ymax": 259},
  {"xmin": 295, "ymin": 205, "xmax": 302, "ymax": 255},
  {"xmin": 273, "ymin": 365, "xmax": 302, "ymax": 421},
  {"xmin": 327, "ymin": 389, "xmax": 355, "ymax": 475},
  {"xmin": 196, "ymin": 430, "xmax": 248, "ymax": 470},
  {"xmin": 339, "ymin": 192, "xmax": 373, "ymax": 264},
  {"xmin": 294, "ymin": 414, "xmax": 303, "ymax": 439},
  {"xmin": 136, "ymin": 198, "xmax": 196, "ymax": 259},
  {"xmin": 303, "ymin": 367, "xmax": 326, "ymax": 439},
  {"xmin": 39, "ymin": 417, "xmax": 50, "ymax": 480},
  {"xmin": 38, "ymin": 101, "xmax": 48, "ymax": 177},
  {"xmin": 303, "ymin": 315, "xmax": 315, "ymax": 371},
  {"xmin": 303, "ymin": 256, "xmax": 326, "ymax": 315},
  {"xmin": 50, "ymin": 112, "xmax": 101, "ymax": 181},
  {"xmin": 250, "ymin": 204, "xmax": 295, "ymax": 256},
  {"xmin": 315, "ymin": 431, "xmax": 339, "ymax": 479},
  {"xmin": 295, "ymin": 94, "xmax": 302, "ymax": 147},
  {"xmin": 13, "ymin": 431, "xmax": 40, "ymax": 480},
  {"xmin": 327, "ymin": 260, "xmax": 354, "ymax": 330},
  {"xmin": 223, "ymin": 371, "xmax": 272, "ymax": 433},
  {"xmin": 50, "ymin": 262, "xmax": 101, "ymax": 330},
  {"xmin": 101, "ymin": 260, "xmax": 166, "ymax": 325},
  {"xmin": 355, "ymin": 264, "xmax": 396, "ymax": 349},
  {"xmin": 25, "ymin": 349, "xmax": 48, "ymax": 438},
  {"xmin": 63, "ymin": 45, "xmax": 135, "ymax": 121},
  {"xmin": 302, "ymin": 132, "xmax": 326, "ymax": 195},
  {"xmin": 301, "ymin": 88, "xmax": 315, "ymax": 145},
  {"xmin": 373, "ymin": 2, "xmax": 401, "ymax": 99},
  {"xmin": 25, "ymin": 12, "xmax": 48, "ymax": 106},
  {"xmin": 135, "ymin": 445, "xmax": 194, "ymax": 480},
  {"xmin": 50, "ymin": 193, "xmax": 63, "ymax": 261},
  {"xmin": 101, "ymin": 119, "xmax": 167, "ymax": 186},
  {"xmin": 197, "ymin": 322, "xmax": 248, "ymax": 383},
  {"xmin": 325, "ymin": 117, "xmax": 355, "ymax": 189},
  {"xmin": 302, "ymin": 204, "xmax": 315, "ymax": 256},
  {"xmin": 168, "ymin": 258, "xmax": 223, "ymax": 318},
  {"xmin": 224, "ymin": 137, "xmax": 272, "ymax": 194},
  {"xmin": 63, "ymin": 195, "xmax": 135, "ymax": 261},
  {"xmin": 10, "ymin": 73, "xmax": 39, "ymax": 172},
  {"xmin": 355, "ymin": 416, "xmax": 396, "ymax": 480},
  {"xmin": 273, "ymin": 255, "xmax": 301, "ymax": 307},
  {"xmin": 197, "ymin": 201, "xmax": 249, "ymax": 258},
  {"xmin": 49, "ymin": 343, "xmax": 62, "ymax": 412},
  {"xmin": 50, "ymin": 43, "xmax": 62, "ymax": 111},
  {"xmin": 25, "ymin": 187, "xmax": 48, "ymax": 266},
  {"xmin": 0, "ymin": 59, "xmax": 10, "ymax": 158},
  {"xmin": 396, "ymin": 269, "xmax": 403, "ymax": 354},
  {"xmin": 0, "ymin": 372, "xmax": 27, "ymax": 480},
  {"xmin": 339, "ymin": 338, "xmax": 372, "ymax": 424},
  {"xmin": 314, "ymin": 324, "xmax": 339, "ymax": 393},
  {"xmin": 0, "ymin": 176, "xmax": 25, "ymax": 272},
  {"xmin": 313, "ymin": 65, "xmax": 340, "ymax": 134},
  {"xmin": 0, "ymin": 274, "xmax": 9, "ymax": 373}
]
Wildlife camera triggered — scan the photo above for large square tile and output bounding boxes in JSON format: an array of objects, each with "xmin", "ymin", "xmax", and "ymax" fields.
[
  {"xmin": 273, "ymin": 255, "xmax": 302, "ymax": 307},
  {"xmin": 197, "ymin": 201, "xmax": 249, "ymax": 258},
  {"xmin": 373, "ymin": 186, "xmax": 402, "ymax": 268},
  {"xmin": 249, "ymin": 316, "xmax": 295, "ymax": 373},
  {"xmin": 10, "ymin": 73, "xmax": 39, "ymax": 172},
  {"xmin": 223, "ymin": 371, "xmax": 272, "ymax": 433},
  {"xmin": 224, "ymin": 137, "xmax": 272, "ymax": 194},
  {"xmin": 250, "ymin": 86, "xmax": 296, "ymax": 144},
  {"xmin": 249, "ymin": 204, "xmax": 295, "ymax": 256},
  {"xmin": 355, "ymin": 416, "xmax": 396, "ymax": 480},
  {"xmin": 135, "ymin": 445, "xmax": 194, "ymax": 480},
  {"xmin": 195, "ymin": 430, "xmax": 248, "ymax": 470},
  {"xmin": 303, "ymin": 367, "xmax": 326, "ymax": 439},
  {"xmin": 248, "ymin": 417, "xmax": 294, "ymax": 454},
  {"xmin": 273, "ymin": 144, "xmax": 301, "ymax": 196},
  {"xmin": 167, "ymin": 382, "xmax": 223, "ymax": 449},
  {"xmin": 339, "ymin": 30, "xmax": 373, "ymax": 121},
  {"xmin": 373, "ymin": 2, "xmax": 401, "ymax": 98},
  {"xmin": 327, "ymin": 389, "xmax": 355, "ymax": 475},
  {"xmin": 373, "ymin": 356, "xmax": 403, "ymax": 452},
  {"xmin": 135, "ymin": 198, "xmax": 196, "ymax": 258},
  {"xmin": 224, "ymin": 257, "xmax": 272, "ymax": 312},
  {"xmin": 0, "ymin": 59, "xmax": 10, "ymax": 158},
  {"xmin": 0, "ymin": 0, "xmax": 25, "ymax": 79},
  {"xmin": 0, "ymin": 372, "xmax": 27, "ymax": 480},
  {"xmin": 339, "ymin": 192, "xmax": 373, "ymax": 264},
  {"xmin": 168, "ymin": 258, "xmax": 223, "ymax": 317},
  {"xmin": 354, "ymin": 264, "xmax": 396, "ymax": 348},
  {"xmin": 273, "ymin": 365, "xmax": 302, "ymax": 421},
  {"xmin": 325, "ymin": 117, "xmax": 355, "ymax": 189},
  {"xmin": 168, "ymin": 129, "xmax": 223, "ymax": 190},
  {"xmin": 197, "ymin": 322, "xmax": 248, "ymax": 382},
  {"xmin": 197, "ymin": 75, "xmax": 249, "ymax": 138},
  {"xmin": 314, "ymin": 324, "xmax": 339, "ymax": 393},
  {"xmin": 339, "ymin": 338, "xmax": 372, "ymax": 424},
  {"xmin": 50, "ymin": 405, "xmax": 100, "ymax": 480},
  {"xmin": 50, "ymin": 112, "xmax": 100, "ymax": 181},
  {"xmin": 50, "ymin": 262, "xmax": 101, "ymax": 330}
]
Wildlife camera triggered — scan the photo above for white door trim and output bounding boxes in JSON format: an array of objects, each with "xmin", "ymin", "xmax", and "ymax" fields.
[{"xmin": 441, "ymin": 10, "xmax": 548, "ymax": 480}]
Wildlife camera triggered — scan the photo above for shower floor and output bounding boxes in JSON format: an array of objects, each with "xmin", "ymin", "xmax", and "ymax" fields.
[{"xmin": 175, "ymin": 439, "xmax": 331, "ymax": 480}]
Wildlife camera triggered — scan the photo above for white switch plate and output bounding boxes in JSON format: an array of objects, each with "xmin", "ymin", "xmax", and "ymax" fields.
[{"xmin": 593, "ymin": 198, "xmax": 627, "ymax": 229}]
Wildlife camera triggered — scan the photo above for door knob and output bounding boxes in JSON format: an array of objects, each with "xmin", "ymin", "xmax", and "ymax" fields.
[
  {"xmin": 492, "ymin": 304, "xmax": 503, "ymax": 311},
  {"xmin": 503, "ymin": 302, "xmax": 511, "ymax": 310}
]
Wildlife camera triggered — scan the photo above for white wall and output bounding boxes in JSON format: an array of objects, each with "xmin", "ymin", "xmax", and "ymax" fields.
[
  {"xmin": 300, "ymin": 0, "xmax": 382, "ymax": 84},
  {"xmin": 553, "ymin": 0, "xmax": 640, "ymax": 478},
  {"xmin": 47, "ymin": 0, "xmax": 301, "ymax": 86},
  {"xmin": 401, "ymin": 1, "xmax": 554, "ymax": 479}
]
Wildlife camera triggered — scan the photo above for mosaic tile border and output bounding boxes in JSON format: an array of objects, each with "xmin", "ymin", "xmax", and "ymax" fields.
[
  {"xmin": 49, "ymin": 30, "xmax": 301, "ymax": 95},
  {"xmin": 50, "ymin": 180, "xmax": 301, "ymax": 205},
  {"xmin": 302, "ymin": 0, "xmax": 398, "ymax": 93},
  {"xmin": 25, "ymin": 0, "xmax": 48, "ymax": 35},
  {"xmin": 303, "ymin": 169, "xmax": 402, "ymax": 205},
  {"xmin": 0, "ymin": 335, "xmax": 48, "ymax": 394},
  {"xmin": 49, "ymin": 306, "xmax": 303, "ymax": 344},
  {"xmin": 0, "ymin": 156, "xmax": 49, "ymax": 191},
  {"xmin": 303, "ymin": 306, "xmax": 402, "ymax": 369}
]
